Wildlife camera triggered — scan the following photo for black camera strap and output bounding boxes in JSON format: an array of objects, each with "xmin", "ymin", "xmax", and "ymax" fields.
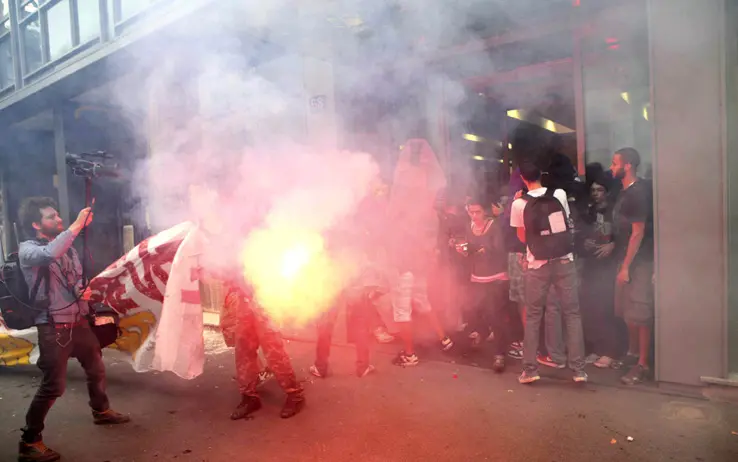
[{"xmin": 28, "ymin": 266, "xmax": 50, "ymax": 307}]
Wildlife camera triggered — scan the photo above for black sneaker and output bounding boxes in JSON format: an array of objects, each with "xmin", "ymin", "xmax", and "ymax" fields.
[
  {"xmin": 508, "ymin": 342, "xmax": 523, "ymax": 360},
  {"xmin": 518, "ymin": 370, "xmax": 541, "ymax": 384},
  {"xmin": 230, "ymin": 395, "xmax": 262, "ymax": 420},
  {"xmin": 392, "ymin": 351, "xmax": 419, "ymax": 367},
  {"xmin": 18, "ymin": 441, "xmax": 61, "ymax": 462},
  {"xmin": 492, "ymin": 355, "xmax": 506, "ymax": 373},
  {"xmin": 621, "ymin": 364, "xmax": 649, "ymax": 385},
  {"xmin": 92, "ymin": 409, "xmax": 131, "ymax": 425},
  {"xmin": 280, "ymin": 393, "xmax": 305, "ymax": 419},
  {"xmin": 612, "ymin": 353, "xmax": 640, "ymax": 370}
]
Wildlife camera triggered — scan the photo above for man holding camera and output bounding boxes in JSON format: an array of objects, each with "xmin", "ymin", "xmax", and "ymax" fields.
[{"xmin": 17, "ymin": 197, "xmax": 129, "ymax": 462}]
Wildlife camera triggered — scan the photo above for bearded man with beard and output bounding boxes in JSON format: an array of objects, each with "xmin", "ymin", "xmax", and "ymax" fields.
[
  {"xmin": 609, "ymin": 149, "xmax": 655, "ymax": 385},
  {"xmin": 16, "ymin": 197, "xmax": 129, "ymax": 462}
]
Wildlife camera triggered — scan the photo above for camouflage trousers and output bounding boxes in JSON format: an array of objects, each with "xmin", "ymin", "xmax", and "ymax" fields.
[{"xmin": 225, "ymin": 289, "xmax": 303, "ymax": 397}]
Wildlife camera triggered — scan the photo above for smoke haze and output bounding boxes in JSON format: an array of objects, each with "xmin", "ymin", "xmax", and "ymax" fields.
[{"xmin": 108, "ymin": 0, "xmax": 581, "ymax": 322}]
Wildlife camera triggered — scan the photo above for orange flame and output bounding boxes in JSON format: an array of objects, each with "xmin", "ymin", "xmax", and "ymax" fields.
[{"xmin": 240, "ymin": 226, "xmax": 348, "ymax": 325}]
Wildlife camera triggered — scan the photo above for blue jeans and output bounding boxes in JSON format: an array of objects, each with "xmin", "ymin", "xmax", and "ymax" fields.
[{"xmin": 523, "ymin": 260, "xmax": 585, "ymax": 373}]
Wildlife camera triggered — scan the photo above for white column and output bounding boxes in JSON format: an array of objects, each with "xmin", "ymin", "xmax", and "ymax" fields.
[
  {"xmin": 303, "ymin": 55, "xmax": 339, "ymax": 151},
  {"xmin": 53, "ymin": 105, "xmax": 70, "ymax": 225},
  {"xmin": 299, "ymin": 5, "xmax": 339, "ymax": 152}
]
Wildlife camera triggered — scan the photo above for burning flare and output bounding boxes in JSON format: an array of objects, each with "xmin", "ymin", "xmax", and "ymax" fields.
[{"xmin": 241, "ymin": 226, "xmax": 346, "ymax": 325}]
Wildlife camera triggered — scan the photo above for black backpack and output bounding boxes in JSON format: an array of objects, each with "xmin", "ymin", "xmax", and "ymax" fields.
[
  {"xmin": 523, "ymin": 188, "xmax": 574, "ymax": 260},
  {"xmin": 0, "ymin": 252, "xmax": 50, "ymax": 330}
]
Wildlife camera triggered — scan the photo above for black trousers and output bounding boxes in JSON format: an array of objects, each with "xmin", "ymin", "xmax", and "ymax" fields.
[
  {"xmin": 580, "ymin": 258, "xmax": 628, "ymax": 359},
  {"xmin": 315, "ymin": 291, "xmax": 372, "ymax": 375},
  {"xmin": 467, "ymin": 281, "xmax": 510, "ymax": 357},
  {"xmin": 22, "ymin": 323, "xmax": 109, "ymax": 443}
]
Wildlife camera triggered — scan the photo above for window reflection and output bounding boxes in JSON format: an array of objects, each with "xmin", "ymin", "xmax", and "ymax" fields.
[
  {"xmin": 0, "ymin": 36, "xmax": 12, "ymax": 88},
  {"xmin": 582, "ymin": 1, "xmax": 651, "ymax": 168},
  {"xmin": 1, "ymin": 0, "xmax": 9, "ymax": 19},
  {"xmin": 20, "ymin": 0, "xmax": 39, "ymax": 19},
  {"xmin": 47, "ymin": 0, "xmax": 72, "ymax": 60},
  {"xmin": 77, "ymin": 0, "xmax": 100, "ymax": 43},
  {"xmin": 22, "ymin": 15, "xmax": 42, "ymax": 74},
  {"xmin": 119, "ymin": 0, "xmax": 155, "ymax": 22}
]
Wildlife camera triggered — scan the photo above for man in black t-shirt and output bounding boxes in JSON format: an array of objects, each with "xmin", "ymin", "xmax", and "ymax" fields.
[{"xmin": 608, "ymin": 148, "xmax": 654, "ymax": 385}]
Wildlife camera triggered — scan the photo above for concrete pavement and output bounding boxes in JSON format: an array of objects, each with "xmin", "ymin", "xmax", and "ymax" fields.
[{"xmin": 1, "ymin": 334, "xmax": 738, "ymax": 462}]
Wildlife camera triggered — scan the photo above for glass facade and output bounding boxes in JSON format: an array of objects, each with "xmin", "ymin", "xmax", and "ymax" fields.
[
  {"xmin": 429, "ymin": 1, "xmax": 651, "ymax": 196},
  {"xmin": 0, "ymin": 1, "xmax": 11, "ymax": 89},
  {"xmin": 21, "ymin": 13, "xmax": 42, "ymax": 74},
  {"xmin": 0, "ymin": 0, "xmax": 164, "ymax": 90},
  {"xmin": 47, "ymin": 0, "xmax": 72, "ymax": 60},
  {"xmin": 77, "ymin": 0, "xmax": 99, "ymax": 44},
  {"xmin": 581, "ymin": 0, "xmax": 651, "ymax": 171},
  {"xmin": 117, "ymin": 0, "xmax": 154, "ymax": 23}
]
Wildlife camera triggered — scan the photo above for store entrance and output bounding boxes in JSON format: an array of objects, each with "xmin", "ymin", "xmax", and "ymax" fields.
[{"xmin": 449, "ymin": 64, "xmax": 580, "ymax": 203}]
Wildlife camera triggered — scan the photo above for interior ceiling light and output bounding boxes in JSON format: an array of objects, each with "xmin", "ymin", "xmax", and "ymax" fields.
[
  {"xmin": 621, "ymin": 92, "xmax": 630, "ymax": 104},
  {"xmin": 326, "ymin": 15, "xmax": 365, "ymax": 30},
  {"xmin": 642, "ymin": 105, "xmax": 649, "ymax": 121},
  {"xmin": 473, "ymin": 155, "xmax": 485, "ymax": 161},
  {"xmin": 344, "ymin": 16, "xmax": 364, "ymax": 27},
  {"xmin": 506, "ymin": 109, "xmax": 575, "ymax": 134},
  {"xmin": 463, "ymin": 133, "xmax": 486, "ymax": 142}
]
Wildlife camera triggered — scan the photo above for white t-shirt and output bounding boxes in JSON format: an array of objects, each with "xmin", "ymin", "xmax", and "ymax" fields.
[{"xmin": 510, "ymin": 187, "xmax": 574, "ymax": 270}]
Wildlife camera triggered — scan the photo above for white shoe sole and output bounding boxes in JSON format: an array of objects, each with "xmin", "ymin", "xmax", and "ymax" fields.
[
  {"xmin": 519, "ymin": 375, "xmax": 541, "ymax": 384},
  {"xmin": 359, "ymin": 366, "xmax": 376, "ymax": 377}
]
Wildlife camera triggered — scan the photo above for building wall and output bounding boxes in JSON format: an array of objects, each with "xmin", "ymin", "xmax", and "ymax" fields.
[
  {"xmin": 0, "ymin": 130, "xmax": 57, "ymax": 245},
  {"xmin": 649, "ymin": 0, "xmax": 728, "ymax": 384},
  {"xmin": 725, "ymin": 0, "xmax": 738, "ymax": 377}
]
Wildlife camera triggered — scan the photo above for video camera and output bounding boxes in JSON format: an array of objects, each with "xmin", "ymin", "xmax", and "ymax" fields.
[{"xmin": 65, "ymin": 151, "xmax": 119, "ymax": 179}]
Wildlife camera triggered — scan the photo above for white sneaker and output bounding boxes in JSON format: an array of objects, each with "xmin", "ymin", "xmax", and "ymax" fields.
[
  {"xmin": 594, "ymin": 356, "xmax": 614, "ymax": 368},
  {"xmin": 374, "ymin": 328, "xmax": 395, "ymax": 344},
  {"xmin": 309, "ymin": 365, "xmax": 326, "ymax": 378},
  {"xmin": 358, "ymin": 365, "xmax": 376, "ymax": 378},
  {"xmin": 392, "ymin": 351, "xmax": 419, "ymax": 367}
]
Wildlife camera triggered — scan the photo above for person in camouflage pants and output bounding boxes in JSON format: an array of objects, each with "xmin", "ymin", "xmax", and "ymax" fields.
[{"xmin": 221, "ymin": 281, "xmax": 305, "ymax": 420}]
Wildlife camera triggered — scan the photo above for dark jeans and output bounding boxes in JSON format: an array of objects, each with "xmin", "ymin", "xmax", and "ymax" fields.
[
  {"xmin": 23, "ymin": 323, "xmax": 109, "ymax": 443},
  {"xmin": 467, "ymin": 281, "xmax": 510, "ymax": 357},
  {"xmin": 580, "ymin": 258, "xmax": 627, "ymax": 358},
  {"xmin": 315, "ymin": 291, "xmax": 371, "ymax": 374},
  {"xmin": 523, "ymin": 260, "xmax": 585, "ymax": 372}
]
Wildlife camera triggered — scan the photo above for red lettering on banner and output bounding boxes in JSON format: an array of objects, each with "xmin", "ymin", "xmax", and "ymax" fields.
[
  {"xmin": 181, "ymin": 289, "xmax": 200, "ymax": 304},
  {"xmin": 86, "ymin": 237, "xmax": 185, "ymax": 315},
  {"xmin": 190, "ymin": 267, "xmax": 203, "ymax": 282}
]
